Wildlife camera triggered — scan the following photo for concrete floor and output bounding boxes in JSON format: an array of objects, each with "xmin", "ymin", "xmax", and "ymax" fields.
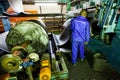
[{"xmin": 63, "ymin": 53, "xmax": 120, "ymax": 80}]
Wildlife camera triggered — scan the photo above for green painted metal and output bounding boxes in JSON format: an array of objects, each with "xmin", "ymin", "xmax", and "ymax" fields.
[
  {"xmin": 51, "ymin": 54, "xmax": 69, "ymax": 80},
  {"xmin": 26, "ymin": 66, "xmax": 33, "ymax": 80},
  {"xmin": 116, "ymin": 15, "xmax": 120, "ymax": 32},
  {"xmin": 67, "ymin": 0, "xmax": 71, "ymax": 11},
  {"xmin": 34, "ymin": 0, "xmax": 58, "ymax": 2},
  {"xmin": 87, "ymin": 33, "xmax": 120, "ymax": 73},
  {"xmin": 58, "ymin": 0, "xmax": 67, "ymax": 3},
  {"xmin": 8, "ymin": 77, "xmax": 17, "ymax": 80},
  {"xmin": 98, "ymin": 0, "xmax": 120, "ymax": 41}
]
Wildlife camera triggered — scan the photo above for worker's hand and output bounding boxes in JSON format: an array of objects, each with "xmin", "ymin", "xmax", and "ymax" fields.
[{"xmin": 84, "ymin": 42, "xmax": 88, "ymax": 45}]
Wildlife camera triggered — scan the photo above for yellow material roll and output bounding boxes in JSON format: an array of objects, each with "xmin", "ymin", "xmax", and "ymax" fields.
[
  {"xmin": 40, "ymin": 60, "xmax": 51, "ymax": 80},
  {"xmin": 40, "ymin": 67, "xmax": 51, "ymax": 80}
]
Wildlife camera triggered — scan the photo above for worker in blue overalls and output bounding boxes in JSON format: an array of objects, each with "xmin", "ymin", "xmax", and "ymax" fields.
[
  {"xmin": 70, "ymin": 9, "xmax": 90, "ymax": 66},
  {"xmin": 0, "ymin": 1, "xmax": 11, "ymax": 32}
]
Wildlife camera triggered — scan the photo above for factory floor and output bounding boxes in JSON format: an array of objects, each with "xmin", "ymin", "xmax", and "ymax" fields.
[{"xmin": 63, "ymin": 52, "xmax": 120, "ymax": 80}]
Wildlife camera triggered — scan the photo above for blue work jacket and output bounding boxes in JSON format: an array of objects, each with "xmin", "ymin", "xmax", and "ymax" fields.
[{"xmin": 70, "ymin": 16, "xmax": 90, "ymax": 42}]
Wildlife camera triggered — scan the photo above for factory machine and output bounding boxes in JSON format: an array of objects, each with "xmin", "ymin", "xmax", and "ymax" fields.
[
  {"xmin": 64, "ymin": 0, "xmax": 120, "ymax": 73},
  {"xmin": 0, "ymin": 0, "xmax": 70, "ymax": 79},
  {"xmin": 0, "ymin": 0, "xmax": 120, "ymax": 79},
  {"xmin": 86, "ymin": 0, "xmax": 120, "ymax": 73},
  {"xmin": 0, "ymin": 19, "xmax": 68, "ymax": 80}
]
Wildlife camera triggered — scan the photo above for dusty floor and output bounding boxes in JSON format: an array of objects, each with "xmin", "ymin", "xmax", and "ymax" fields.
[{"xmin": 63, "ymin": 52, "xmax": 120, "ymax": 80}]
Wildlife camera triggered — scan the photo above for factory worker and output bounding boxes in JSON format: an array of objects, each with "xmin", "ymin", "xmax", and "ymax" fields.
[{"xmin": 70, "ymin": 9, "xmax": 90, "ymax": 66}]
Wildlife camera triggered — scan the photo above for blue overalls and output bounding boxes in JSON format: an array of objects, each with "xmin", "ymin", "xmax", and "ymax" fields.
[
  {"xmin": 0, "ymin": 2, "xmax": 11, "ymax": 32},
  {"xmin": 70, "ymin": 16, "xmax": 90, "ymax": 64}
]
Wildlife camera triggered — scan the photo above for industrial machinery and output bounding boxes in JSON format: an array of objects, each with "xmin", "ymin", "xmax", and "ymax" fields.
[
  {"xmin": 0, "ymin": 0, "xmax": 120, "ymax": 80},
  {"xmin": 0, "ymin": 0, "xmax": 69, "ymax": 79},
  {"xmin": 86, "ymin": 0, "xmax": 120, "ymax": 73},
  {"xmin": 0, "ymin": 20, "xmax": 68, "ymax": 80}
]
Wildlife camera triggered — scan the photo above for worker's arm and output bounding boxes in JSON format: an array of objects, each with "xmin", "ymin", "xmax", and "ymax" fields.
[
  {"xmin": 85, "ymin": 21, "xmax": 90, "ymax": 45},
  {"xmin": 70, "ymin": 19, "xmax": 75, "ymax": 31}
]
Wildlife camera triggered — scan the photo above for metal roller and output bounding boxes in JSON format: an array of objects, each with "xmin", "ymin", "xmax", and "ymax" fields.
[
  {"xmin": 54, "ymin": 19, "xmax": 71, "ymax": 46},
  {"xmin": 0, "ymin": 54, "xmax": 22, "ymax": 73},
  {"xmin": 6, "ymin": 20, "xmax": 49, "ymax": 54}
]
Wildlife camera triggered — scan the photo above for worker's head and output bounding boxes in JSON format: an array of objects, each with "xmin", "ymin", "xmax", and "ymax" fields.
[{"xmin": 80, "ymin": 9, "xmax": 87, "ymax": 17}]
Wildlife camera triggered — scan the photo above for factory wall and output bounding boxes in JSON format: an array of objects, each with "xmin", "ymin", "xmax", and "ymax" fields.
[{"xmin": 7, "ymin": 4, "xmax": 66, "ymax": 14}]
